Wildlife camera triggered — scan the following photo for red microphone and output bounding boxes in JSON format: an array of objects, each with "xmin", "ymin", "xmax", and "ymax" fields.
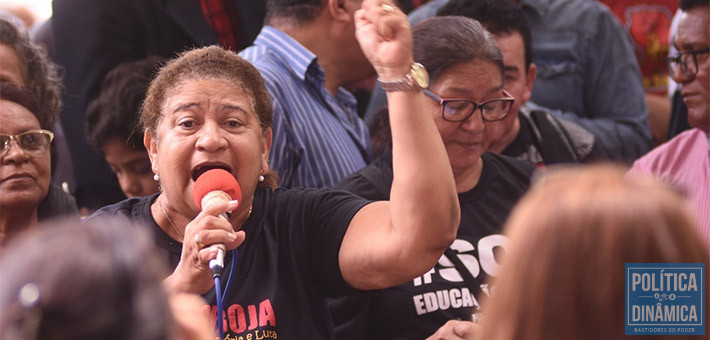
[{"xmin": 192, "ymin": 169, "xmax": 241, "ymax": 274}]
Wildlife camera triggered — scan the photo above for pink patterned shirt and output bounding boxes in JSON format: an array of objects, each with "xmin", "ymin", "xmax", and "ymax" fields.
[{"xmin": 630, "ymin": 128, "xmax": 710, "ymax": 248}]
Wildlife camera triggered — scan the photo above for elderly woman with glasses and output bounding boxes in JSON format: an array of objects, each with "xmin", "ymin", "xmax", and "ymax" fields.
[
  {"xmin": 0, "ymin": 82, "xmax": 77, "ymax": 245},
  {"xmin": 0, "ymin": 18, "xmax": 77, "ymax": 246},
  {"xmin": 328, "ymin": 15, "xmax": 537, "ymax": 340}
]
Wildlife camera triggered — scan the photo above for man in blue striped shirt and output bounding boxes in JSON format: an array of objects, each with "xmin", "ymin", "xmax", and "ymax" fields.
[{"xmin": 239, "ymin": 0, "xmax": 373, "ymax": 189}]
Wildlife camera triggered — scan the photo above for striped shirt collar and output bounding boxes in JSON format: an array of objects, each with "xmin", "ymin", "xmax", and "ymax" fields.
[
  {"xmin": 253, "ymin": 26, "xmax": 317, "ymax": 82},
  {"xmin": 252, "ymin": 26, "xmax": 357, "ymax": 108}
]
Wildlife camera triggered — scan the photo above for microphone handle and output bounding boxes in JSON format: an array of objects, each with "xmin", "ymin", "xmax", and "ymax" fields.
[{"xmin": 202, "ymin": 191, "xmax": 234, "ymax": 274}]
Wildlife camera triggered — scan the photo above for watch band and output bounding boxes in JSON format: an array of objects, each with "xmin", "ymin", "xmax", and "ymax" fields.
[
  {"xmin": 378, "ymin": 62, "xmax": 428, "ymax": 92},
  {"xmin": 379, "ymin": 76, "xmax": 417, "ymax": 91}
]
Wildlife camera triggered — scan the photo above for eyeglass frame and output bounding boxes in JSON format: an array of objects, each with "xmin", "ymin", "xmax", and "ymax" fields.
[
  {"xmin": 0, "ymin": 129, "xmax": 55, "ymax": 156},
  {"xmin": 423, "ymin": 88, "xmax": 515, "ymax": 122},
  {"xmin": 666, "ymin": 47, "xmax": 710, "ymax": 81}
]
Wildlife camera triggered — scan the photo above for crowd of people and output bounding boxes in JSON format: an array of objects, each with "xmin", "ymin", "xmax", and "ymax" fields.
[{"xmin": 0, "ymin": 0, "xmax": 708, "ymax": 339}]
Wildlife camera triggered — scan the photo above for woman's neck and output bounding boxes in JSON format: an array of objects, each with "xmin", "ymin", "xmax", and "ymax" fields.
[
  {"xmin": 0, "ymin": 206, "xmax": 39, "ymax": 245},
  {"xmin": 151, "ymin": 194, "xmax": 254, "ymax": 243},
  {"xmin": 452, "ymin": 157, "xmax": 484, "ymax": 193}
]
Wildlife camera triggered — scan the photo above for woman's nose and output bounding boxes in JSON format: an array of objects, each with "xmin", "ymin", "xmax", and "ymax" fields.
[
  {"xmin": 459, "ymin": 108, "xmax": 485, "ymax": 133},
  {"xmin": 195, "ymin": 122, "xmax": 228, "ymax": 152},
  {"xmin": 1, "ymin": 140, "xmax": 30, "ymax": 164}
]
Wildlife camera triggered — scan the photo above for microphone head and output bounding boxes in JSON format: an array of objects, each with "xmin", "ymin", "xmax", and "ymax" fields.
[{"xmin": 192, "ymin": 169, "xmax": 242, "ymax": 209}]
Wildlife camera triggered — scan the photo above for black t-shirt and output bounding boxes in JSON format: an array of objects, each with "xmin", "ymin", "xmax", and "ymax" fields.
[
  {"xmin": 91, "ymin": 187, "xmax": 369, "ymax": 339},
  {"xmin": 329, "ymin": 151, "xmax": 535, "ymax": 340}
]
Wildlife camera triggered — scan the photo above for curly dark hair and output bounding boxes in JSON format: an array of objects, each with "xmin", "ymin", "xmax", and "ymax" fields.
[
  {"xmin": 0, "ymin": 17, "xmax": 61, "ymax": 123},
  {"xmin": 86, "ymin": 56, "xmax": 163, "ymax": 154},
  {"xmin": 0, "ymin": 82, "xmax": 52, "ymax": 130}
]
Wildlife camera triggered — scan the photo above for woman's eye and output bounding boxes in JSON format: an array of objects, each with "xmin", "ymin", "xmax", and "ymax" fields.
[
  {"xmin": 178, "ymin": 119, "xmax": 196, "ymax": 128},
  {"xmin": 225, "ymin": 119, "xmax": 243, "ymax": 128}
]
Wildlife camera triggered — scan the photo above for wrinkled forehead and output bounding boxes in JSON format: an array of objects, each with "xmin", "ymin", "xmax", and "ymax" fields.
[
  {"xmin": 675, "ymin": 7, "xmax": 710, "ymax": 49},
  {"xmin": 161, "ymin": 77, "xmax": 256, "ymax": 113}
]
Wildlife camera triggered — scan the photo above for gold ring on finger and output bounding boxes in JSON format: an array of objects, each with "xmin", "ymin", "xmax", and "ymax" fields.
[
  {"xmin": 381, "ymin": 3, "xmax": 395, "ymax": 14},
  {"xmin": 194, "ymin": 234, "xmax": 204, "ymax": 249}
]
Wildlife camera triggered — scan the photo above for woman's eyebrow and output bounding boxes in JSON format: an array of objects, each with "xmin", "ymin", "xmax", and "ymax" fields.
[
  {"xmin": 171, "ymin": 103, "xmax": 201, "ymax": 115},
  {"xmin": 221, "ymin": 104, "xmax": 249, "ymax": 114}
]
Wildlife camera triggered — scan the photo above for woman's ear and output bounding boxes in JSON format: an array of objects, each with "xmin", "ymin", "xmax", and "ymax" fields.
[
  {"xmin": 261, "ymin": 127, "xmax": 273, "ymax": 171},
  {"xmin": 523, "ymin": 63, "xmax": 537, "ymax": 104},
  {"xmin": 144, "ymin": 131, "xmax": 158, "ymax": 169}
]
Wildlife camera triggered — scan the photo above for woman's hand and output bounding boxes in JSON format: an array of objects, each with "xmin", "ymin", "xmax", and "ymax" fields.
[
  {"xmin": 354, "ymin": 0, "xmax": 413, "ymax": 80},
  {"xmin": 425, "ymin": 320, "xmax": 479, "ymax": 340},
  {"xmin": 165, "ymin": 200, "xmax": 245, "ymax": 294}
]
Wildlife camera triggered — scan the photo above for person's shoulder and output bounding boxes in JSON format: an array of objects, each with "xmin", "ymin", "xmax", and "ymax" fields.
[
  {"xmin": 539, "ymin": 0, "xmax": 612, "ymax": 33},
  {"xmin": 90, "ymin": 194, "xmax": 155, "ymax": 220},
  {"xmin": 483, "ymin": 152, "xmax": 537, "ymax": 187},
  {"xmin": 631, "ymin": 129, "xmax": 707, "ymax": 172},
  {"xmin": 334, "ymin": 155, "xmax": 393, "ymax": 201},
  {"xmin": 485, "ymin": 152, "xmax": 537, "ymax": 175},
  {"xmin": 260, "ymin": 187, "xmax": 369, "ymax": 216},
  {"xmin": 545, "ymin": 0, "xmax": 607, "ymax": 15},
  {"xmin": 37, "ymin": 184, "xmax": 79, "ymax": 221}
]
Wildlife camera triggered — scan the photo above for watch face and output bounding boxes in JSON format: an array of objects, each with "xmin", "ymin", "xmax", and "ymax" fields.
[{"xmin": 411, "ymin": 63, "xmax": 429, "ymax": 88}]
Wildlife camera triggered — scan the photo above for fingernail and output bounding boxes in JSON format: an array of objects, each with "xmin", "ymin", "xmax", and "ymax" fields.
[
  {"xmin": 226, "ymin": 200, "xmax": 239, "ymax": 212},
  {"xmin": 229, "ymin": 233, "xmax": 237, "ymax": 241}
]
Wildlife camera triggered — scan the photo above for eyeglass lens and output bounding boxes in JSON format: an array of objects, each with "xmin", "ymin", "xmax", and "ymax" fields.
[
  {"xmin": 667, "ymin": 49, "xmax": 709, "ymax": 80},
  {"xmin": 443, "ymin": 99, "xmax": 512, "ymax": 122},
  {"xmin": 1, "ymin": 131, "xmax": 52, "ymax": 153}
]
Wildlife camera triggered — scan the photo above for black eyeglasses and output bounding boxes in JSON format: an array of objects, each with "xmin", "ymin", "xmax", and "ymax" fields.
[
  {"xmin": 1, "ymin": 130, "xmax": 54, "ymax": 155},
  {"xmin": 666, "ymin": 48, "xmax": 710, "ymax": 81},
  {"xmin": 423, "ymin": 89, "xmax": 515, "ymax": 122}
]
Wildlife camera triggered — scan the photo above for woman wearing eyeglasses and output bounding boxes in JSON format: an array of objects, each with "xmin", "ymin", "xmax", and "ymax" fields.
[
  {"xmin": 328, "ymin": 16, "xmax": 537, "ymax": 340},
  {"xmin": 0, "ymin": 18, "xmax": 77, "ymax": 246},
  {"xmin": 0, "ymin": 82, "xmax": 77, "ymax": 245}
]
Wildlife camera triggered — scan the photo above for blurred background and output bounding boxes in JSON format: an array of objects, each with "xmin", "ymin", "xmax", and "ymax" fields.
[{"xmin": 0, "ymin": 0, "xmax": 52, "ymax": 28}]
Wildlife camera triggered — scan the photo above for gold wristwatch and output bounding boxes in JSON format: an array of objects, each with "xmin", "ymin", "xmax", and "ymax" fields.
[{"xmin": 379, "ymin": 62, "xmax": 429, "ymax": 91}]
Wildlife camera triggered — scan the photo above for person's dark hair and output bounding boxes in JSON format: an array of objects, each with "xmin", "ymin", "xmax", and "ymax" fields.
[
  {"xmin": 0, "ymin": 217, "xmax": 175, "ymax": 340},
  {"xmin": 86, "ymin": 56, "xmax": 163, "ymax": 154},
  {"xmin": 369, "ymin": 108, "xmax": 393, "ymax": 158},
  {"xmin": 437, "ymin": 0, "xmax": 533, "ymax": 69},
  {"xmin": 413, "ymin": 16, "xmax": 503, "ymax": 85},
  {"xmin": 0, "ymin": 17, "xmax": 61, "ymax": 121},
  {"xmin": 679, "ymin": 0, "xmax": 709, "ymax": 11},
  {"xmin": 0, "ymin": 82, "xmax": 52, "ymax": 130},
  {"xmin": 265, "ymin": 0, "xmax": 325, "ymax": 25},
  {"xmin": 142, "ymin": 45, "xmax": 277, "ymax": 188}
]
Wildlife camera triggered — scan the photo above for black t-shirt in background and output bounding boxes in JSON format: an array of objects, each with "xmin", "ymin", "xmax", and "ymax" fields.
[{"xmin": 329, "ymin": 151, "xmax": 535, "ymax": 340}]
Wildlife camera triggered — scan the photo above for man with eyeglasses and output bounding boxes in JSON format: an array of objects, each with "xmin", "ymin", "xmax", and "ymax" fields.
[{"xmin": 631, "ymin": 0, "xmax": 709, "ymax": 248}]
